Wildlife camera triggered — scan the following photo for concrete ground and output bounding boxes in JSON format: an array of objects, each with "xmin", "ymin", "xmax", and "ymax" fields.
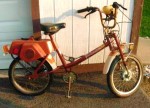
[
  {"xmin": 0, "ymin": 72, "xmax": 150, "ymax": 108},
  {"xmin": 0, "ymin": 37, "xmax": 150, "ymax": 108},
  {"xmin": 137, "ymin": 37, "xmax": 150, "ymax": 64}
]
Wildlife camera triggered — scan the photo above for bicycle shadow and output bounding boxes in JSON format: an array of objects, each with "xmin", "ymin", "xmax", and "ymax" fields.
[
  {"xmin": 48, "ymin": 72, "xmax": 115, "ymax": 99},
  {"xmin": 0, "ymin": 72, "xmax": 115, "ymax": 100},
  {"xmin": 0, "ymin": 77, "xmax": 35, "ymax": 100},
  {"xmin": 40, "ymin": 9, "xmax": 83, "ymax": 23}
]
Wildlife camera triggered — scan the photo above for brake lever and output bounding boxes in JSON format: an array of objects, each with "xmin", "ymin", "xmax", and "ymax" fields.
[
  {"xmin": 84, "ymin": 11, "xmax": 94, "ymax": 18},
  {"xmin": 118, "ymin": 4, "xmax": 127, "ymax": 10},
  {"xmin": 84, "ymin": 8, "xmax": 97, "ymax": 18},
  {"xmin": 113, "ymin": 2, "xmax": 127, "ymax": 10}
]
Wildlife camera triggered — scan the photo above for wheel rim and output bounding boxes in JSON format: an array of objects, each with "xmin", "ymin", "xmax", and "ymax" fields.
[
  {"xmin": 12, "ymin": 60, "xmax": 50, "ymax": 94},
  {"xmin": 112, "ymin": 56, "xmax": 142, "ymax": 95}
]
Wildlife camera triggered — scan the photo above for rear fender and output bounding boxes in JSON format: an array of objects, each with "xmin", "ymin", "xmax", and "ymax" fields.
[{"xmin": 103, "ymin": 51, "xmax": 119, "ymax": 74}]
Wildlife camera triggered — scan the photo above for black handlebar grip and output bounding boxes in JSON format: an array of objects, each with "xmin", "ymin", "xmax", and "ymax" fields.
[
  {"xmin": 119, "ymin": 4, "xmax": 127, "ymax": 10},
  {"xmin": 113, "ymin": 2, "xmax": 127, "ymax": 10},
  {"xmin": 77, "ymin": 7, "xmax": 89, "ymax": 13}
]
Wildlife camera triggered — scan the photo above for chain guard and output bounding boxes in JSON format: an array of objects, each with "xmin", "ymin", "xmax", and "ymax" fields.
[{"xmin": 63, "ymin": 72, "xmax": 77, "ymax": 83}]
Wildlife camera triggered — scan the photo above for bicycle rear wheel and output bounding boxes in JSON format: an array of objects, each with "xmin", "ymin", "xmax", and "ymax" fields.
[
  {"xmin": 8, "ymin": 58, "xmax": 53, "ymax": 96},
  {"xmin": 107, "ymin": 54, "xmax": 143, "ymax": 97}
]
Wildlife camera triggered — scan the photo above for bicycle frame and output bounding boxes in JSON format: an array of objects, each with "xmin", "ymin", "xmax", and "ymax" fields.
[{"xmin": 29, "ymin": 32, "xmax": 126, "ymax": 79}]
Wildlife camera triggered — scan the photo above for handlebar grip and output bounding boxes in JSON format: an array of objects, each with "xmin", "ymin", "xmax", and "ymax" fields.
[
  {"xmin": 77, "ymin": 7, "xmax": 89, "ymax": 13},
  {"xmin": 119, "ymin": 4, "xmax": 127, "ymax": 10},
  {"xmin": 113, "ymin": 2, "xmax": 127, "ymax": 10}
]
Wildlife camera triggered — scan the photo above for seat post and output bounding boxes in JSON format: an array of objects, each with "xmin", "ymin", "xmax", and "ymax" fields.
[
  {"xmin": 49, "ymin": 35, "xmax": 67, "ymax": 68},
  {"xmin": 50, "ymin": 35, "xmax": 57, "ymax": 50}
]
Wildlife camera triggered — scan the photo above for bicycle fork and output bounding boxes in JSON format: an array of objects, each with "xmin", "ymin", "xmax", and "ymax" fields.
[{"xmin": 112, "ymin": 34, "xmax": 130, "ymax": 74}]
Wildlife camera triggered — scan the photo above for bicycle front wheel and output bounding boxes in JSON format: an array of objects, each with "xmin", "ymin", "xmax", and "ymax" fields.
[
  {"xmin": 107, "ymin": 54, "xmax": 143, "ymax": 97},
  {"xmin": 9, "ymin": 58, "xmax": 53, "ymax": 96}
]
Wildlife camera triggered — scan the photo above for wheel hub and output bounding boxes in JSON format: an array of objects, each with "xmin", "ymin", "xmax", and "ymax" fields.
[{"xmin": 121, "ymin": 70, "xmax": 132, "ymax": 81}]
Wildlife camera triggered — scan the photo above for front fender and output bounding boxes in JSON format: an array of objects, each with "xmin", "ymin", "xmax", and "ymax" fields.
[{"xmin": 103, "ymin": 51, "xmax": 119, "ymax": 74}]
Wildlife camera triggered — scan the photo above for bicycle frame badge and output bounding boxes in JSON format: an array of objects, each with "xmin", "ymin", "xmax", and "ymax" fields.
[{"xmin": 3, "ymin": 39, "xmax": 57, "ymax": 69}]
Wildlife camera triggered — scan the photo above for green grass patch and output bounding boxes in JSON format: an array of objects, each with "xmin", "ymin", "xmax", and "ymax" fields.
[{"xmin": 140, "ymin": 0, "xmax": 150, "ymax": 37}]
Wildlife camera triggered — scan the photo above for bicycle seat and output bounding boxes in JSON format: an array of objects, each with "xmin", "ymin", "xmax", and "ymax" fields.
[{"xmin": 40, "ymin": 23, "xmax": 66, "ymax": 35}]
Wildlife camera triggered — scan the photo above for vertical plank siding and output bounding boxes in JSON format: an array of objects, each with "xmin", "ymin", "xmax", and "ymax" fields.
[
  {"xmin": 121, "ymin": 0, "xmax": 134, "ymax": 43},
  {"xmin": 55, "ymin": 0, "xmax": 73, "ymax": 65},
  {"xmin": 39, "ymin": 0, "xmax": 134, "ymax": 64},
  {"xmin": 73, "ymin": 0, "xmax": 90, "ymax": 64},
  {"xmin": 89, "ymin": 0, "xmax": 107, "ymax": 63}
]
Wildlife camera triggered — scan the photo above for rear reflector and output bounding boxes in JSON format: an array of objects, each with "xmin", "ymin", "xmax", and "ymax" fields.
[{"xmin": 2, "ymin": 45, "xmax": 10, "ymax": 54}]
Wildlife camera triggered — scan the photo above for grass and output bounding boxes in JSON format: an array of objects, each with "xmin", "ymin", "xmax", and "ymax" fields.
[{"xmin": 140, "ymin": 0, "xmax": 150, "ymax": 37}]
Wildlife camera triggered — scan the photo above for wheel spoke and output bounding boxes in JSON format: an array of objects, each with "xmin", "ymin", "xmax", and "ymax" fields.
[
  {"xmin": 109, "ymin": 55, "xmax": 142, "ymax": 97},
  {"xmin": 9, "ymin": 58, "xmax": 52, "ymax": 95}
]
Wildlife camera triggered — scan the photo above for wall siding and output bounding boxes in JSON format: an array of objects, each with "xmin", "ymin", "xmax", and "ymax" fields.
[{"xmin": 39, "ymin": 0, "xmax": 134, "ymax": 65}]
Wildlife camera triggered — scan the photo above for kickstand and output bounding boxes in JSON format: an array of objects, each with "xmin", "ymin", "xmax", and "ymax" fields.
[{"xmin": 66, "ymin": 76, "xmax": 72, "ymax": 98}]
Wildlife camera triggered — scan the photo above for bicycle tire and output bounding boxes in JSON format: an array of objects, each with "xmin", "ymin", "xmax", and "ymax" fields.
[
  {"xmin": 107, "ymin": 54, "xmax": 143, "ymax": 97},
  {"xmin": 8, "ymin": 57, "xmax": 53, "ymax": 96}
]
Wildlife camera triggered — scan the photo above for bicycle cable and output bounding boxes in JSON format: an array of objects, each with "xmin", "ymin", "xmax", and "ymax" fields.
[{"xmin": 118, "ymin": 8, "xmax": 132, "ymax": 24}]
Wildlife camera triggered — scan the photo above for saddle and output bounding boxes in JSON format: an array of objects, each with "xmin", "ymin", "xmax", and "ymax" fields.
[{"xmin": 40, "ymin": 23, "xmax": 66, "ymax": 35}]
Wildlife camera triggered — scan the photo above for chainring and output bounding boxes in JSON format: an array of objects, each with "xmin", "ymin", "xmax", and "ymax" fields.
[{"xmin": 63, "ymin": 72, "xmax": 77, "ymax": 83}]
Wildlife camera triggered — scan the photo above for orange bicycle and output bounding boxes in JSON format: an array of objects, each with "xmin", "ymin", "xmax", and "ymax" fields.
[{"xmin": 3, "ymin": 2, "xmax": 143, "ymax": 98}]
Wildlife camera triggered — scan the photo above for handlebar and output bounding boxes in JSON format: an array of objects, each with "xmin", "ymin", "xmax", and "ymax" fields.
[
  {"xmin": 77, "ymin": 2, "xmax": 127, "ymax": 28},
  {"xmin": 77, "ymin": 7, "xmax": 90, "ymax": 13},
  {"xmin": 77, "ymin": 7, "xmax": 98, "ymax": 18},
  {"xmin": 112, "ymin": 2, "xmax": 127, "ymax": 10}
]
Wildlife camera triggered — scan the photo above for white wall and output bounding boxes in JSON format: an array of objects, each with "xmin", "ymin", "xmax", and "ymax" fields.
[{"xmin": 39, "ymin": 0, "xmax": 134, "ymax": 65}]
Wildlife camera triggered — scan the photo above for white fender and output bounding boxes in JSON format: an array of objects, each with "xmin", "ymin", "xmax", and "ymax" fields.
[
  {"xmin": 103, "ymin": 51, "xmax": 119, "ymax": 74},
  {"xmin": 103, "ymin": 42, "xmax": 130, "ymax": 74}
]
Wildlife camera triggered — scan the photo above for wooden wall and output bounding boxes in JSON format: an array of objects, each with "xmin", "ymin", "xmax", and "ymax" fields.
[{"xmin": 39, "ymin": 0, "xmax": 134, "ymax": 65}]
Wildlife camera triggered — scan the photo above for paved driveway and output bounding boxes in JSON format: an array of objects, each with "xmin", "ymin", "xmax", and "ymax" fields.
[
  {"xmin": 0, "ymin": 72, "xmax": 150, "ymax": 108},
  {"xmin": 1, "ymin": 37, "xmax": 150, "ymax": 108},
  {"xmin": 137, "ymin": 37, "xmax": 150, "ymax": 64}
]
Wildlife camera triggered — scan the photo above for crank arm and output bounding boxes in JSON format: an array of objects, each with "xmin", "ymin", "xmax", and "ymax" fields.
[{"xmin": 66, "ymin": 76, "xmax": 72, "ymax": 98}]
